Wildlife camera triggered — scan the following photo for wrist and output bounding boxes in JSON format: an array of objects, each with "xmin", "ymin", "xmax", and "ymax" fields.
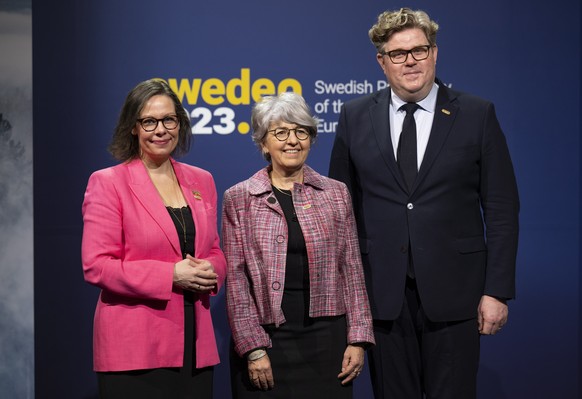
[
  {"xmin": 247, "ymin": 348, "xmax": 267, "ymax": 361},
  {"xmin": 172, "ymin": 264, "xmax": 178, "ymax": 282}
]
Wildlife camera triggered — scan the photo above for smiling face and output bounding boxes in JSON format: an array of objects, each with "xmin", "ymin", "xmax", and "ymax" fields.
[
  {"xmin": 133, "ymin": 94, "xmax": 180, "ymax": 166},
  {"xmin": 376, "ymin": 27, "xmax": 438, "ymax": 102},
  {"xmin": 261, "ymin": 121, "xmax": 311, "ymax": 178}
]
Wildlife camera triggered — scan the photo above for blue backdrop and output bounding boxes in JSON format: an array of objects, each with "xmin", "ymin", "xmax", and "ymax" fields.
[{"xmin": 33, "ymin": 1, "xmax": 581, "ymax": 398}]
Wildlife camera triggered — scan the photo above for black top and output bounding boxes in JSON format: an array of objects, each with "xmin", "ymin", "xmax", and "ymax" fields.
[
  {"xmin": 167, "ymin": 205, "xmax": 196, "ymax": 305},
  {"xmin": 271, "ymin": 187, "xmax": 309, "ymax": 292}
]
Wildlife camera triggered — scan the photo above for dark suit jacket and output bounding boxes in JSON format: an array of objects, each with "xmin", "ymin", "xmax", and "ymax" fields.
[{"xmin": 329, "ymin": 82, "xmax": 519, "ymax": 322}]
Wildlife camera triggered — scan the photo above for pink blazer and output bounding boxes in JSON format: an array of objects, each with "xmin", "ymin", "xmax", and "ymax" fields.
[{"xmin": 82, "ymin": 158, "xmax": 226, "ymax": 371}]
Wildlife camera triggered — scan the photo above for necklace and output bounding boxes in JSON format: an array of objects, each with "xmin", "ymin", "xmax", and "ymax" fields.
[
  {"xmin": 167, "ymin": 206, "xmax": 187, "ymax": 244},
  {"xmin": 144, "ymin": 161, "xmax": 185, "ymax": 207},
  {"xmin": 271, "ymin": 185, "xmax": 297, "ymax": 222},
  {"xmin": 272, "ymin": 184, "xmax": 292, "ymax": 196}
]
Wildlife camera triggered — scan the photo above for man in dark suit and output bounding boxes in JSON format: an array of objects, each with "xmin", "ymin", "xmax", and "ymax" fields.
[{"xmin": 329, "ymin": 8, "xmax": 519, "ymax": 399}]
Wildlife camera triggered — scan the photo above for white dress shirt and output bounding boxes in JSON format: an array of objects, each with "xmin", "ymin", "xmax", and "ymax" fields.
[{"xmin": 389, "ymin": 82, "xmax": 439, "ymax": 170}]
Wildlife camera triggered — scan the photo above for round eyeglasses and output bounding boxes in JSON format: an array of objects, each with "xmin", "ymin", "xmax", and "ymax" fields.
[
  {"xmin": 379, "ymin": 45, "xmax": 432, "ymax": 64},
  {"xmin": 267, "ymin": 127, "xmax": 310, "ymax": 141},
  {"xmin": 137, "ymin": 115, "xmax": 179, "ymax": 132}
]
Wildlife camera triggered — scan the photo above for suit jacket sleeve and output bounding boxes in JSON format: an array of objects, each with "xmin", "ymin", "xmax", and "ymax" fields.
[
  {"xmin": 480, "ymin": 103, "xmax": 519, "ymax": 299},
  {"xmin": 329, "ymin": 106, "xmax": 354, "ymax": 196}
]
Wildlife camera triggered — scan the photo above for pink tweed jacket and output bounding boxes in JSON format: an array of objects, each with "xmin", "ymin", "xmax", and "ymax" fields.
[
  {"xmin": 82, "ymin": 158, "xmax": 226, "ymax": 371},
  {"xmin": 222, "ymin": 165, "xmax": 374, "ymax": 356}
]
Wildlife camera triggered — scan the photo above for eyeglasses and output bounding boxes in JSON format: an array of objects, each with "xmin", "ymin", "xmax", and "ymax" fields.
[
  {"xmin": 137, "ymin": 115, "xmax": 179, "ymax": 132},
  {"xmin": 379, "ymin": 45, "xmax": 432, "ymax": 64},
  {"xmin": 267, "ymin": 127, "xmax": 310, "ymax": 141}
]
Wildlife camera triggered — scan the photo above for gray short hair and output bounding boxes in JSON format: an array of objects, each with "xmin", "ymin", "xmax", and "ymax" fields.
[{"xmin": 251, "ymin": 92, "xmax": 318, "ymax": 162}]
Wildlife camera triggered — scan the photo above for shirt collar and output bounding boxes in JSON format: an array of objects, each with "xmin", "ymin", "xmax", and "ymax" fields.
[{"xmin": 390, "ymin": 82, "xmax": 439, "ymax": 113}]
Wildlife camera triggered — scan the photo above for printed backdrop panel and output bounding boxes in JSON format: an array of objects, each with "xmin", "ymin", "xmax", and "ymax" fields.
[{"xmin": 33, "ymin": 0, "xmax": 580, "ymax": 398}]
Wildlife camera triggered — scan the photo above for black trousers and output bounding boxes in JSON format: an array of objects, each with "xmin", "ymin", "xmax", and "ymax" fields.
[{"xmin": 368, "ymin": 278, "xmax": 480, "ymax": 399}]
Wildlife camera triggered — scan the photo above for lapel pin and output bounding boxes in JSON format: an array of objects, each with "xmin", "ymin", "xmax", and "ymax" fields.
[
  {"xmin": 441, "ymin": 108, "xmax": 451, "ymax": 115},
  {"xmin": 302, "ymin": 204, "xmax": 312, "ymax": 210},
  {"xmin": 192, "ymin": 191, "xmax": 202, "ymax": 200}
]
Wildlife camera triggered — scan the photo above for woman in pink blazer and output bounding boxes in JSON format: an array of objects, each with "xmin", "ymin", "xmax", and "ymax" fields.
[{"xmin": 82, "ymin": 79, "xmax": 226, "ymax": 398}]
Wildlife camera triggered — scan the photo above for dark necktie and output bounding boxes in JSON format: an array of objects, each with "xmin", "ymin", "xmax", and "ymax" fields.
[
  {"xmin": 397, "ymin": 103, "xmax": 420, "ymax": 192},
  {"xmin": 397, "ymin": 103, "xmax": 420, "ymax": 278}
]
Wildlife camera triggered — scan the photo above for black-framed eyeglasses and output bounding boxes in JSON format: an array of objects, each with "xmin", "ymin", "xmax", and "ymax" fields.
[
  {"xmin": 379, "ymin": 45, "xmax": 432, "ymax": 64},
  {"xmin": 137, "ymin": 115, "xmax": 179, "ymax": 132},
  {"xmin": 267, "ymin": 127, "xmax": 310, "ymax": 141}
]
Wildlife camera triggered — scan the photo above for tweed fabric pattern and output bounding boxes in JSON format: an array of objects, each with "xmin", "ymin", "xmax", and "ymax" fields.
[{"xmin": 222, "ymin": 165, "xmax": 374, "ymax": 356}]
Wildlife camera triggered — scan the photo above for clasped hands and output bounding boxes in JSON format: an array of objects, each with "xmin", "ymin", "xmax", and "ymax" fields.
[{"xmin": 173, "ymin": 254, "xmax": 217, "ymax": 293}]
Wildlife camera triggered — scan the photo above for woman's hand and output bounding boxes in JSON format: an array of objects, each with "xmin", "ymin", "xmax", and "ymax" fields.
[
  {"xmin": 248, "ymin": 352, "xmax": 274, "ymax": 390},
  {"xmin": 173, "ymin": 255, "xmax": 218, "ymax": 293},
  {"xmin": 338, "ymin": 344, "xmax": 365, "ymax": 385}
]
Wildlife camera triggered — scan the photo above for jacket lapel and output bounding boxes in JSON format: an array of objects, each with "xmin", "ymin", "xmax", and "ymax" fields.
[
  {"xmin": 127, "ymin": 159, "xmax": 181, "ymax": 256},
  {"xmin": 370, "ymin": 89, "xmax": 408, "ymax": 192},
  {"xmin": 412, "ymin": 85, "xmax": 459, "ymax": 194},
  {"xmin": 248, "ymin": 167, "xmax": 284, "ymax": 217}
]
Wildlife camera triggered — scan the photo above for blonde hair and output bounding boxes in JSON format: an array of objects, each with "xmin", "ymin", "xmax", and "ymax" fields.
[{"xmin": 369, "ymin": 8, "xmax": 439, "ymax": 51}]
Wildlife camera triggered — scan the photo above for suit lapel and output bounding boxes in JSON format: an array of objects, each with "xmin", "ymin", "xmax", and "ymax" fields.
[
  {"xmin": 412, "ymin": 85, "xmax": 459, "ymax": 194},
  {"xmin": 370, "ymin": 89, "xmax": 408, "ymax": 192},
  {"xmin": 127, "ymin": 159, "xmax": 182, "ymax": 256}
]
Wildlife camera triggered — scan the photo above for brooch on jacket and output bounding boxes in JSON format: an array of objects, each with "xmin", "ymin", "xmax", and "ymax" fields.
[{"xmin": 192, "ymin": 191, "xmax": 202, "ymax": 200}]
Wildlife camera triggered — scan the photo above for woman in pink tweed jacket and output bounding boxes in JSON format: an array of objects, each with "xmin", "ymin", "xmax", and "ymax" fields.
[{"xmin": 222, "ymin": 92, "xmax": 374, "ymax": 399}]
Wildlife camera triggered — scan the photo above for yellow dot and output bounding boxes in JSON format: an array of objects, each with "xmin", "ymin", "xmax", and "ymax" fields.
[{"xmin": 238, "ymin": 122, "xmax": 250, "ymax": 134}]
